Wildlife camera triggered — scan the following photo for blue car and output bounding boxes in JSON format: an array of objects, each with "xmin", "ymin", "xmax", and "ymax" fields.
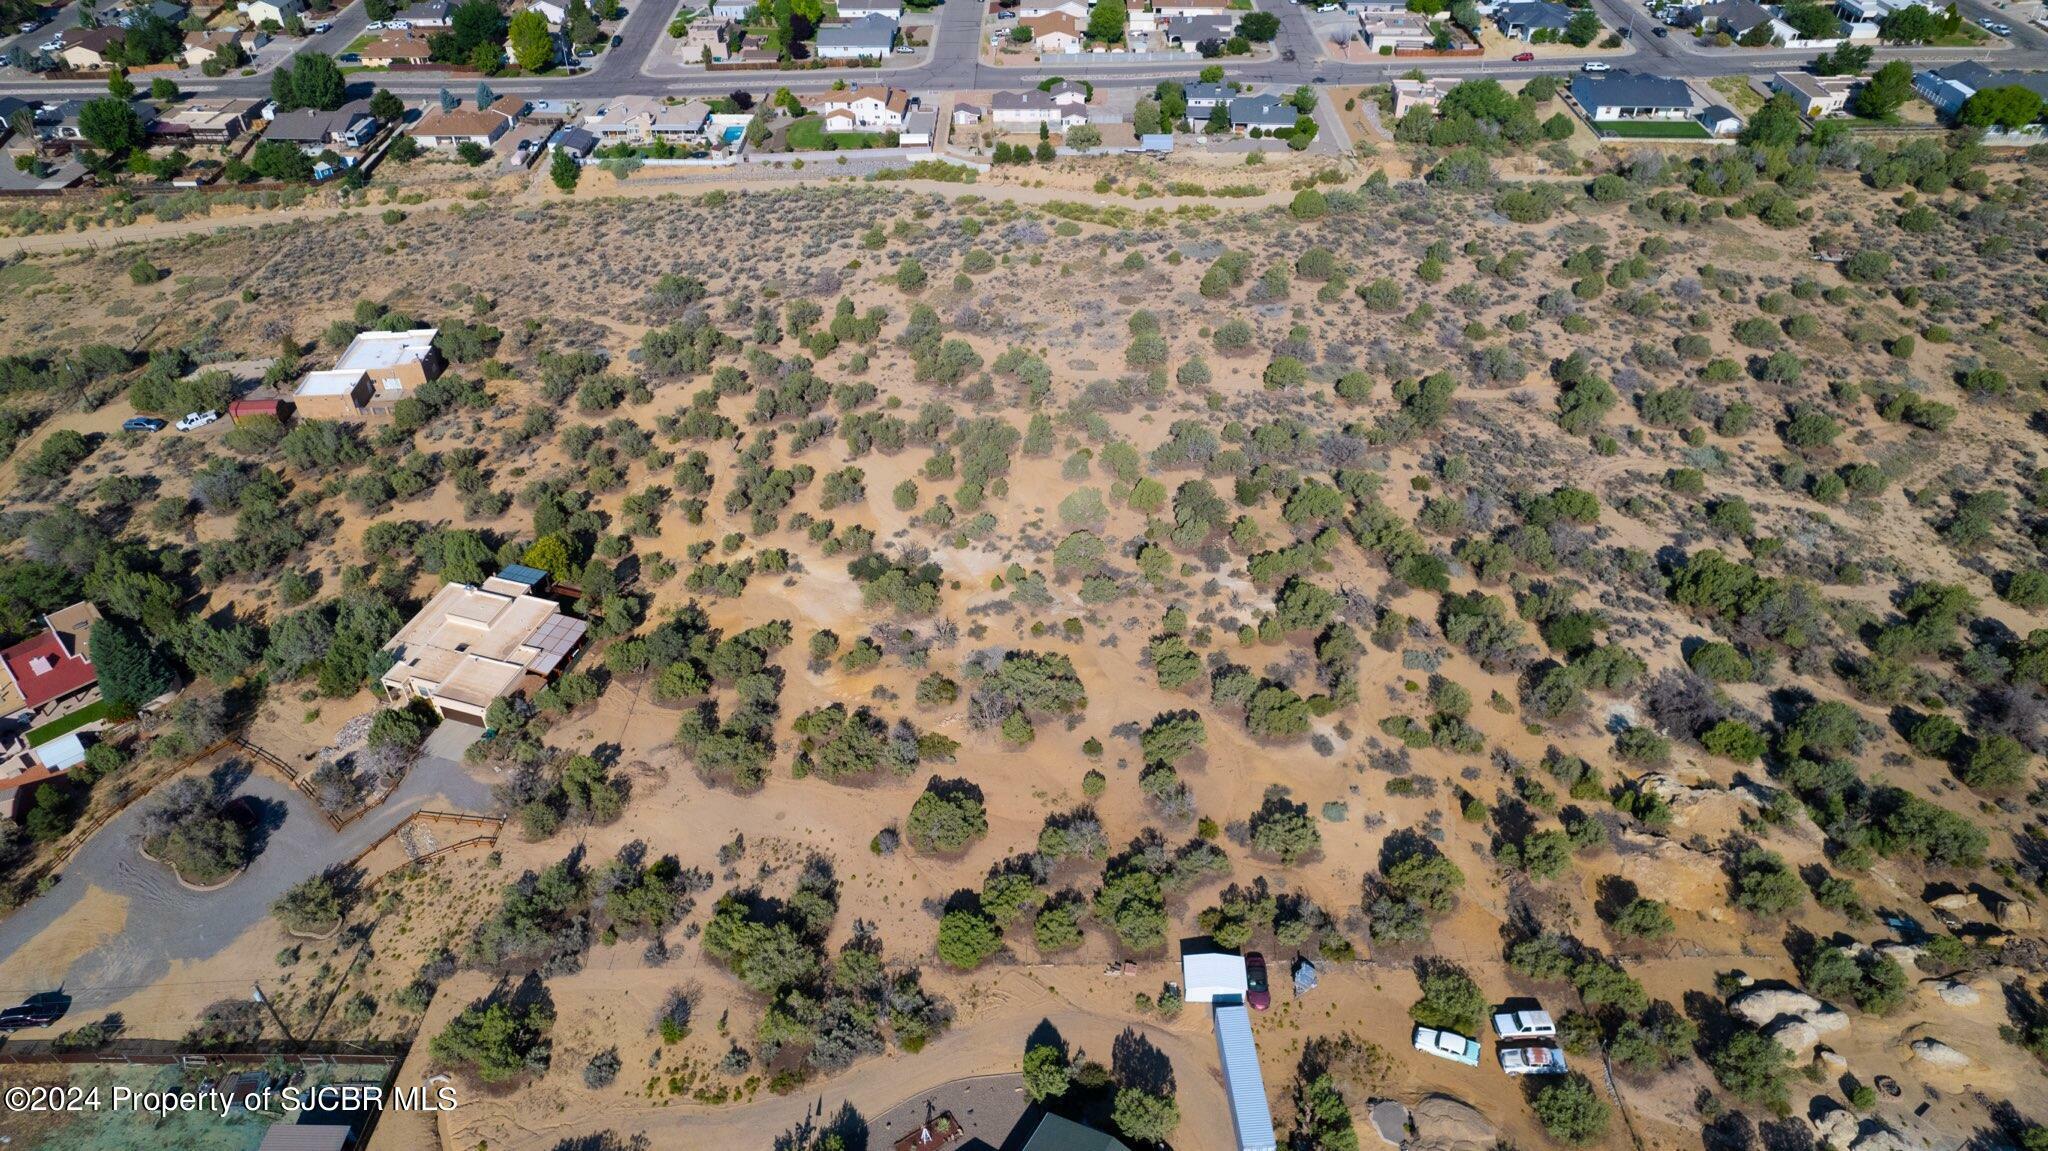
[{"xmin": 122, "ymin": 417, "xmax": 167, "ymax": 432}]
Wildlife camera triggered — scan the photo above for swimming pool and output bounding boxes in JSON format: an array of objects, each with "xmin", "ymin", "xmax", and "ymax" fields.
[{"xmin": 722, "ymin": 125, "xmax": 744, "ymax": 144}]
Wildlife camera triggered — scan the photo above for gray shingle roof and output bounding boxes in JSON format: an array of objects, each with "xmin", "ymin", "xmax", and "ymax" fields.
[{"xmin": 1571, "ymin": 70, "xmax": 1694, "ymax": 110}]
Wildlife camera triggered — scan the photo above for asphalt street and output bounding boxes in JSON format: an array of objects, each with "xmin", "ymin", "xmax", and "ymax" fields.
[{"xmin": 0, "ymin": 0, "xmax": 2043, "ymax": 103}]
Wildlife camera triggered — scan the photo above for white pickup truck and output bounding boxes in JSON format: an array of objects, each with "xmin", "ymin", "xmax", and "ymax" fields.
[{"xmin": 1492, "ymin": 1009, "xmax": 1557, "ymax": 1040}]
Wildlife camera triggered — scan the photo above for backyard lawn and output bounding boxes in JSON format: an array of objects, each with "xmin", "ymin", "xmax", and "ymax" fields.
[
  {"xmin": 786, "ymin": 118, "xmax": 895, "ymax": 151},
  {"xmin": 26, "ymin": 698, "xmax": 112, "ymax": 748},
  {"xmin": 1598, "ymin": 120, "xmax": 1710, "ymax": 138}
]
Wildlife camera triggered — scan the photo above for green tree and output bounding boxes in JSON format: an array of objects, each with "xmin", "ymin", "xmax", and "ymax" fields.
[
  {"xmin": 936, "ymin": 907, "xmax": 1002, "ymax": 969},
  {"xmin": 1022, "ymin": 1043, "xmax": 1070, "ymax": 1102},
  {"xmin": 1087, "ymin": 0, "xmax": 1125, "ymax": 41},
  {"xmin": 90, "ymin": 618, "xmax": 176, "ymax": 713},
  {"xmin": 1113, "ymin": 1088, "xmax": 1181, "ymax": 1144},
  {"xmin": 508, "ymin": 9, "xmax": 555, "ymax": 70},
  {"xmin": 549, "ymin": 146, "xmax": 581, "ymax": 192},
  {"xmin": 1959, "ymin": 84, "xmax": 2045, "ymax": 130},
  {"xmin": 78, "ymin": 97, "xmax": 145, "ymax": 154},
  {"xmin": 1533, "ymin": 1074, "xmax": 1610, "ymax": 1144},
  {"xmin": 1851, "ymin": 59, "xmax": 1912, "ymax": 117}
]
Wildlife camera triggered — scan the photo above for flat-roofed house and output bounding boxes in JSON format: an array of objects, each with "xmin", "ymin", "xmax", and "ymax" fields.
[
  {"xmin": 378, "ymin": 577, "xmax": 588, "ymax": 724},
  {"xmin": 1772, "ymin": 70, "xmax": 1858, "ymax": 116}
]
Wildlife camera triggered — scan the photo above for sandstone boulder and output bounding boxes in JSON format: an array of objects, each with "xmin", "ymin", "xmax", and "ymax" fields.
[
  {"xmin": 1410, "ymin": 1095, "xmax": 1496, "ymax": 1151},
  {"xmin": 1909, "ymin": 1038, "xmax": 1970, "ymax": 1069}
]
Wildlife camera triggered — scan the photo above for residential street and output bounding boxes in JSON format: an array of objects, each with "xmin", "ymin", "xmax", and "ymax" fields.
[{"xmin": 0, "ymin": 0, "xmax": 2042, "ymax": 104}]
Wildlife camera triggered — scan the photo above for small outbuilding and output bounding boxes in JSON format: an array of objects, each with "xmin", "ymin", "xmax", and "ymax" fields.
[{"xmin": 1181, "ymin": 950, "xmax": 1248, "ymax": 1003}]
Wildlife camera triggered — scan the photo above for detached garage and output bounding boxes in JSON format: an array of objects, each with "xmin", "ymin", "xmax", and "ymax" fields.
[{"xmin": 1182, "ymin": 951, "xmax": 1248, "ymax": 1004}]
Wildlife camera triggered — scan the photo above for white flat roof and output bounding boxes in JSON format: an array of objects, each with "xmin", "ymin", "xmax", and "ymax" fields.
[
  {"xmin": 336, "ymin": 328, "xmax": 438, "ymax": 372},
  {"xmin": 295, "ymin": 368, "xmax": 366, "ymax": 396}
]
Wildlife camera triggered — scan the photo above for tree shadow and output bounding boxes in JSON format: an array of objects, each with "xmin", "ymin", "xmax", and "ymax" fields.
[{"xmin": 1111, "ymin": 1027, "xmax": 1175, "ymax": 1096}]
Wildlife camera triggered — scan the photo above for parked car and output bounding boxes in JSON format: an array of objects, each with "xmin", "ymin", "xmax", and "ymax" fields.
[
  {"xmin": 312, "ymin": 20, "xmax": 332, "ymax": 31},
  {"xmin": 1500, "ymin": 1044, "xmax": 1569, "ymax": 1076},
  {"xmin": 575, "ymin": 46, "xmax": 596, "ymax": 56},
  {"xmin": 610, "ymin": 32, "xmax": 622, "ymax": 45},
  {"xmin": 122, "ymin": 416, "xmax": 167, "ymax": 433},
  {"xmin": 338, "ymin": 51, "xmax": 360, "ymax": 61},
  {"xmin": 1492, "ymin": 1009, "xmax": 1557, "ymax": 1040},
  {"xmin": 1316, "ymin": 3, "xmax": 1338, "ymax": 9},
  {"xmin": 1652, "ymin": 25, "xmax": 1667, "ymax": 35},
  {"xmin": 365, "ymin": 19, "xmax": 384, "ymax": 28},
  {"xmin": 175, "ymin": 410, "xmax": 220, "ymax": 432},
  {"xmin": 1581, "ymin": 60, "xmax": 1610, "ymax": 71},
  {"xmin": 1245, "ymin": 953, "xmax": 1270, "ymax": 1010},
  {"xmin": 1512, "ymin": 50, "xmax": 1534, "ymax": 59},
  {"xmin": 0, "ymin": 1005, "xmax": 61, "ymax": 1031},
  {"xmin": 997, "ymin": 9, "xmax": 1015, "ymax": 15},
  {"xmin": 1414, "ymin": 1026, "xmax": 1481, "ymax": 1066}
]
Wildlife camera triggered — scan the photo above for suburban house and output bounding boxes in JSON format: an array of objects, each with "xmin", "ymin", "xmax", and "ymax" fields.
[
  {"xmin": 1153, "ymin": 0, "xmax": 1232, "ymax": 15},
  {"xmin": 1913, "ymin": 61, "xmax": 2048, "ymax": 120},
  {"xmin": 526, "ymin": 0, "xmax": 568, "ymax": 26},
  {"xmin": 393, "ymin": 0, "xmax": 454, "ymax": 26},
  {"xmin": 951, "ymin": 102, "xmax": 982, "ymax": 124},
  {"xmin": 1772, "ymin": 70, "xmax": 1858, "ymax": 116},
  {"xmin": 805, "ymin": 85, "xmax": 911, "ymax": 130},
  {"xmin": 709, "ymin": 0, "xmax": 753, "ymax": 17},
  {"xmin": 163, "ymin": 97, "xmax": 262, "ymax": 143},
  {"xmin": 1392, "ymin": 75, "xmax": 1460, "ymax": 117},
  {"xmin": 990, "ymin": 86, "xmax": 1087, "ymax": 129},
  {"xmin": 1835, "ymin": 0, "xmax": 1926, "ymax": 20},
  {"xmin": 378, "ymin": 576, "xmax": 588, "ymax": 726},
  {"xmin": 1493, "ymin": 0, "xmax": 1572, "ymax": 38},
  {"xmin": 239, "ymin": 0, "xmax": 303, "ymax": 25},
  {"xmin": 582, "ymin": 95, "xmax": 711, "ymax": 142},
  {"xmin": 181, "ymin": 27, "xmax": 244, "ymax": 67},
  {"xmin": 678, "ymin": 17, "xmax": 736, "ymax": 60},
  {"xmin": 57, "ymin": 27, "xmax": 125, "ymax": 69},
  {"xmin": 1358, "ymin": 10, "xmax": 1437, "ymax": 49},
  {"xmin": 1678, "ymin": 0, "xmax": 1772, "ymax": 34},
  {"xmin": 40, "ymin": 98, "xmax": 157, "ymax": 141},
  {"xmin": 1571, "ymin": 69, "xmax": 1697, "ymax": 120},
  {"xmin": 361, "ymin": 33, "xmax": 434, "ymax": 66},
  {"xmin": 1015, "ymin": 0, "xmax": 1087, "ymax": 16},
  {"xmin": 0, "ymin": 602, "xmax": 102, "ymax": 721},
  {"xmin": 1020, "ymin": 11, "xmax": 1083, "ymax": 52},
  {"xmin": 813, "ymin": 12, "xmax": 896, "ymax": 58},
  {"xmin": 836, "ymin": 0, "xmax": 902, "ymax": 16},
  {"xmin": 1229, "ymin": 93, "xmax": 1298, "ymax": 131},
  {"xmin": 410, "ymin": 95, "xmax": 528, "ymax": 149},
  {"xmin": 1163, "ymin": 13, "xmax": 1234, "ymax": 47},
  {"xmin": 292, "ymin": 328, "xmax": 442, "ymax": 417},
  {"xmin": 1182, "ymin": 80, "xmax": 1233, "ymax": 113},
  {"xmin": 264, "ymin": 100, "xmax": 379, "ymax": 154}
]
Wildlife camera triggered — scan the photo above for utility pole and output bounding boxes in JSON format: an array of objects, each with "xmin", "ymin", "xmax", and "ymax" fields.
[{"xmin": 252, "ymin": 981, "xmax": 296, "ymax": 1047}]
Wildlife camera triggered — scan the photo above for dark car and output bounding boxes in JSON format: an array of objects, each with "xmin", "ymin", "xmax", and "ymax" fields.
[
  {"xmin": 122, "ymin": 416, "xmax": 167, "ymax": 432},
  {"xmin": 610, "ymin": 33, "xmax": 622, "ymax": 46},
  {"xmin": 1245, "ymin": 952, "xmax": 1270, "ymax": 1010},
  {"xmin": 1652, "ymin": 25, "xmax": 1667, "ymax": 35}
]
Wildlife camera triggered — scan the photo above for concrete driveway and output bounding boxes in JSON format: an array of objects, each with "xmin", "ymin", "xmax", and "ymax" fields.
[{"xmin": 0, "ymin": 746, "xmax": 494, "ymax": 1034}]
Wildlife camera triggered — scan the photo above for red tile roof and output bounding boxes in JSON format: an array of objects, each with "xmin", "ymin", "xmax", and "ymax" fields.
[{"xmin": 1, "ymin": 629, "xmax": 96, "ymax": 710}]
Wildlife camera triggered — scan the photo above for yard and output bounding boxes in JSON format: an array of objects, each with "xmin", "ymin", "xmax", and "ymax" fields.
[
  {"xmin": 1596, "ymin": 119, "xmax": 1710, "ymax": 138},
  {"xmin": 1708, "ymin": 74, "xmax": 1765, "ymax": 115},
  {"xmin": 26, "ymin": 698, "xmax": 112, "ymax": 749},
  {"xmin": 786, "ymin": 118, "xmax": 897, "ymax": 151}
]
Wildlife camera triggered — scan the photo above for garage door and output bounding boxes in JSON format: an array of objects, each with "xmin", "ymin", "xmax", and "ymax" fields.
[{"xmin": 440, "ymin": 704, "xmax": 487, "ymax": 727}]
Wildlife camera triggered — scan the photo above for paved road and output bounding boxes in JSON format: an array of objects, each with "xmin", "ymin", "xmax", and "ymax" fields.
[
  {"xmin": 2, "ymin": 0, "xmax": 2041, "ymax": 102},
  {"xmin": 0, "ymin": 745, "xmax": 491, "ymax": 1036}
]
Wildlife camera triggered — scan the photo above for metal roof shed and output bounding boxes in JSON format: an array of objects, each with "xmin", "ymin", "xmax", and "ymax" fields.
[
  {"xmin": 1182, "ymin": 951, "xmax": 1248, "ymax": 1003},
  {"xmin": 1214, "ymin": 1003, "xmax": 1277, "ymax": 1151}
]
